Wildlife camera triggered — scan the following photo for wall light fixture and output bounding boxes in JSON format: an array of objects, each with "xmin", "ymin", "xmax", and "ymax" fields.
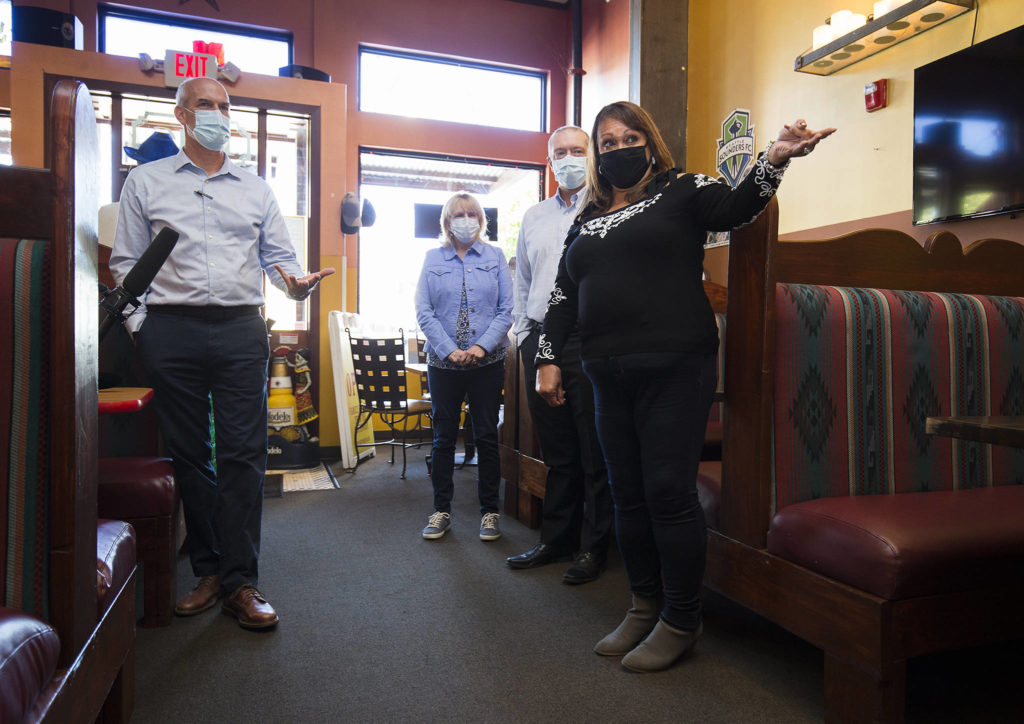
[{"xmin": 795, "ymin": 0, "xmax": 975, "ymax": 76}]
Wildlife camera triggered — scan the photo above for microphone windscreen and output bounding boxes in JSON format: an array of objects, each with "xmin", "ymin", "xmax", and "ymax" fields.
[{"xmin": 122, "ymin": 227, "xmax": 180, "ymax": 297}]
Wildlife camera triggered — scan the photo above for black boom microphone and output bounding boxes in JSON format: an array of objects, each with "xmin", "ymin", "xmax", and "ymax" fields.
[{"xmin": 99, "ymin": 226, "xmax": 180, "ymax": 341}]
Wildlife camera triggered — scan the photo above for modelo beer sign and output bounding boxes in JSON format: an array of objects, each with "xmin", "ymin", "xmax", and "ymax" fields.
[{"xmin": 164, "ymin": 49, "xmax": 218, "ymax": 87}]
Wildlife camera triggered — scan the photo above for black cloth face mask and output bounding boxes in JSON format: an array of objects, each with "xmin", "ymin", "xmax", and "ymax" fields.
[{"xmin": 598, "ymin": 145, "xmax": 651, "ymax": 189}]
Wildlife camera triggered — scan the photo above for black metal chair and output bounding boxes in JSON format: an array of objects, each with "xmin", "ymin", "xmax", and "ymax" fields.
[{"xmin": 346, "ymin": 329, "xmax": 432, "ymax": 478}]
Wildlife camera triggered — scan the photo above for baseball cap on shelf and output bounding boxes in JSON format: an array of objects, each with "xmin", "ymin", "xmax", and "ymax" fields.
[
  {"xmin": 341, "ymin": 192, "xmax": 376, "ymax": 234},
  {"xmin": 124, "ymin": 132, "xmax": 179, "ymax": 164}
]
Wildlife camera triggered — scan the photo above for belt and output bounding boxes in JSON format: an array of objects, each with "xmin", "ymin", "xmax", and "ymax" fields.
[{"xmin": 146, "ymin": 304, "xmax": 261, "ymax": 321}]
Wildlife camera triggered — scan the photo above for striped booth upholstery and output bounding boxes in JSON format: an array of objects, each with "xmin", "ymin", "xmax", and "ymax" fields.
[
  {"xmin": 767, "ymin": 283, "xmax": 1024, "ymax": 599},
  {"xmin": 1, "ymin": 238, "xmax": 52, "ymax": 619},
  {"xmin": 0, "ymin": 238, "xmax": 63, "ymax": 723},
  {"xmin": 773, "ymin": 284, "xmax": 1024, "ymax": 508}
]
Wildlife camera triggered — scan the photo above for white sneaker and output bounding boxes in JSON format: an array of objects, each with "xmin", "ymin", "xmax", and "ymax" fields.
[
  {"xmin": 422, "ymin": 511, "xmax": 451, "ymax": 539},
  {"xmin": 479, "ymin": 512, "xmax": 501, "ymax": 541}
]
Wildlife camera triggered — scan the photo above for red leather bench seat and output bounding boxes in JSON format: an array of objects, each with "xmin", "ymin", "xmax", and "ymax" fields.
[
  {"xmin": 96, "ymin": 519, "xmax": 137, "ymax": 618},
  {"xmin": 696, "ymin": 461, "xmax": 722, "ymax": 531},
  {"xmin": 767, "ymin": 486, "xmax": 1024, "ymax": 599},
  {"xmin": 702, "ymin": 419, "xmax": 722, "ymax": 461},
  {"xmin": 0, "ymin": 608, "xmax": 60, "ymax": 723}
]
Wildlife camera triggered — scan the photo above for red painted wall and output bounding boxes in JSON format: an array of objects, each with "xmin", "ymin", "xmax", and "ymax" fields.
[{"xmin": 581, "ymin": 0, "xmax": 630, "ymax": 130}]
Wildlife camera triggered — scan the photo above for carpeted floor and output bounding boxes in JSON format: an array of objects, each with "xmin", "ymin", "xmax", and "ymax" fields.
[{"xmin": 131, "ymin": 451, "xmax": 1019, "ymax": 723}]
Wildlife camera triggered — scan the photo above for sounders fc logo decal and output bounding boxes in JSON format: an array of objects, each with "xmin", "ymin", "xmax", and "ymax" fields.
[{"xmin": 716, "ymin": 109, "xmax": 755, "ymax": 188}]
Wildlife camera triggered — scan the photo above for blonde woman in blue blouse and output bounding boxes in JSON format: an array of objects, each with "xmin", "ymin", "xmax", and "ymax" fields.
[{"xmin": 414, "ymin": 192, "xmax": 513, "ymax": 542}]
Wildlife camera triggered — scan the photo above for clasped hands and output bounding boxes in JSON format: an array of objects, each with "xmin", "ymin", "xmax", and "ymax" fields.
[
  {"xmin": 273, "ymin": 264, "xmax": 337, "ymax": 301},
  {"xmin": 447, "ymin": 345, "xmax": 487, "ymax": 367},
  {"xmin": 767, "ymin": 119, "xmax": 837, "ymax": 166}
]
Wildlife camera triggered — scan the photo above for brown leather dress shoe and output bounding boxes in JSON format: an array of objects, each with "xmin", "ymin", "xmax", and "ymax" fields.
[
  {"xmin": 174, "ymin": 575, "xmax": 221, "ymax": 616},
  {"xmin": 222, "ymin": 584, "xmax": 279, "ymax": 630}
]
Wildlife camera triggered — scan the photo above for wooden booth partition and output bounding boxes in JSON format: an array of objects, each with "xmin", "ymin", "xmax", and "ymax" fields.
[
  {"xmin": 500, "ymin": 334, "xmax": 543, "ymax": 529},
  {"xmin": 0, "ymin": 79, "xmax": 136, "ymax": 723},
  {"xmin": 706, "ymin": 196, "xmax": 1024, "ymax": 722}
]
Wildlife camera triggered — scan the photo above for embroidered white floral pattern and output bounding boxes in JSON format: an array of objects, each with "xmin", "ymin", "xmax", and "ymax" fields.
[
  {"xmin": 754, "ymin": 146, "xmax": 788, "ymax": 197},
  {"xmin": 580, "ymin": 193, "xmax": 663, "ymax": 239},
  {"xmin": 737, "ymin": 152, "xmax": 787, "ymax": 225},
  {"xmin": 693, "ymin": 174, "xmax": 719, "ymax": 189},
  {"xmin": 536, "ymin": 333, "xmax": 555, "ymax": 361}
]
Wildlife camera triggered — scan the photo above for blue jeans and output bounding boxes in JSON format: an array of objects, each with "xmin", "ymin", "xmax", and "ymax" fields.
[
  {"xmin": 427, "ymin": 360, "xmax": 505, "ymax": 514},
  {"xmin": 583, "ymin": 351, "xmax": 716, "ymax": 630},
  {"xmin": 136, "ymin": 310, "xmax": 269, "ymax": 595}
]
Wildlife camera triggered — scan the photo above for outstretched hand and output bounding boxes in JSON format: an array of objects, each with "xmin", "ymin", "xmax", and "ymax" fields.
[
  {"xmin": 273, "ymin": 264, "xmax": 336, "ymax": 300},
  {"xmin": 767, "ymin": 119, "xmax": 837, "ymax": 165}
]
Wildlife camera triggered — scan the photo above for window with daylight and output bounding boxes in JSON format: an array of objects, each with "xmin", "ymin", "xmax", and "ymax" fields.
[
  {"xmin": 99, "ymin": 5, "xmax": 291, "ymax": 77},
  {"xmin": 0, "ymin": 111, "xmax": 10, "ymax": 166},
  {"xmin": 0, "ymin": 1, "xmax": 11, "ymax": 57},
  {"xmin": 359, "ymin": 48, "xmax": 546, "ymax": 132},
  {"xmin": 357, "ymin": 149, "xmax": 544, "ymax": 333}
]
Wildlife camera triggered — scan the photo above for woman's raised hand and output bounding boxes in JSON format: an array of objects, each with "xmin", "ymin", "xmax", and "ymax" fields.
[{"xmin": 767, "ymin": 119, "xmax": 836, "ymax": 165}]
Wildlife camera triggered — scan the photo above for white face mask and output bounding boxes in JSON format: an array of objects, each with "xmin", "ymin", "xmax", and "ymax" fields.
[
  {"xmin": 551, "ymin": 155, "xmax": 587, "ymax": 191},
  {"xmin": 450, "ymin": 217, "xmax": 481, "ymax": 244},
  {"xmin": 185, "ymin": 108, "xmax": 231, "ymax": 152}
]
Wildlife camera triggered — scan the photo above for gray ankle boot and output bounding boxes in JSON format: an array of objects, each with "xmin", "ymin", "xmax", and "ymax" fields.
[
  {"xmin": 621, "ymin": 619, "xmax": 703, "ymax": 673},
  {"xmin": 593, "ymin": 594, "xmax": 662, "ymax": 656}
]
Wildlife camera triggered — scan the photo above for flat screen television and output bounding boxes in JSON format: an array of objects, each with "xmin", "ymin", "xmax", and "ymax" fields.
[
  {"xmin": 413, "ymin": 203, "xmax": 498, "ymax": 241},
  {"xmin": 913, "ymin": 24, "xmax": 1024, "ymax": 225}
]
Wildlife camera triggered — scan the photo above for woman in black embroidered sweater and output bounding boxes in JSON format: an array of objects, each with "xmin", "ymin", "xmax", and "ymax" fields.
[{"xmin": 537, "ymin": 101, "xmax": 834, "ymax": 673}]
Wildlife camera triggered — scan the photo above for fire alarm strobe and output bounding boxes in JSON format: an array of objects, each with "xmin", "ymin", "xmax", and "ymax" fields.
[{"xmin": 865, "ymin": 79, "xmax": 888, "ymax": 113}]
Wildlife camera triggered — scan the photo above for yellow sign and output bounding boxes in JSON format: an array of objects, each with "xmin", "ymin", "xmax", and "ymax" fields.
[{"xmin": 328, "ymin": 311, "xmax": 375, "ymax": 468}]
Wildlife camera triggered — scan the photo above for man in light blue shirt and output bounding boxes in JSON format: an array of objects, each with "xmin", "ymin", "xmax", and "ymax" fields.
[
  {"xmin": 111, "ymin": 77, "xmax": 333, "ymax": 629},
  {"xmin": 506, "ymin": 126, "xmax": 612, "ymax": 584}
]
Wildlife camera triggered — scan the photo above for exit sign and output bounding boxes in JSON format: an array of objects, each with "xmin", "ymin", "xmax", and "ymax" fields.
[{"xmin": 164, "ymin": 49, "xmax": 218, "ymax": 87}]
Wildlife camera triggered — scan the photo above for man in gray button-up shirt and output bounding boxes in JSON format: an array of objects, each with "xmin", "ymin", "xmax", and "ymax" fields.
[{"xmin": 111, "ymin": 77, "xmax": 333, "ymax": 630}]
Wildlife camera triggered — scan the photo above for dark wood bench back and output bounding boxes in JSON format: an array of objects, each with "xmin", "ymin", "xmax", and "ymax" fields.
[
  {"xmin": 0, "ymin": 79, "xmax": 100, "ymax": 665},
  {"xmin": 724, "ymin": 198, "xmax": 1024, "ymax": 548}
]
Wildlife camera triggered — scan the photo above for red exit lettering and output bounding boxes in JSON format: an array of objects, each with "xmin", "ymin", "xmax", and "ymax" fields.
[
  {"xmin": 165, "ymin": 50, "xmax": 216, "ymax": 87},
  {"xmin": 173, "ymin": 53, "xmax": 210, "ymax": 79}
]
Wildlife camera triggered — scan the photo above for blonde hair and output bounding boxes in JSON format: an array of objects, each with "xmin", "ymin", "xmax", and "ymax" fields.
[
  {"xmin": 439, "ymin": 192, "xmax": 487, "ymax": 247},
  {"xmin": 584, "ymin": 101, "xmax": 675, "ymax": 217}
]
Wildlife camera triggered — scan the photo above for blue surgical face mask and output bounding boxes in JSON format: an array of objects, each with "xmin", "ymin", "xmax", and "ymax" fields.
[
  {"xmin": 450, "ymin": 217, "xmax": 481, "ymax": 244},
  {"xmin": 551, "ymin": 155, "xmax": 587, "ymax": 191},
  {"xmin": 185, "ymin": 108, "xmax": 231, "ymax": 152}
]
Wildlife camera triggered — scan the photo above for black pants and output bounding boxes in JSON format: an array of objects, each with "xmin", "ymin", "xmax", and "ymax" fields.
[
  {"xmin": 520, "ymin": 329, "xmax": 612, "ymax": 554},
  {"xmin": 583, "ymin": 351, "xmax": 716, "ymax": 630},
  {"xmin": 136, "ymin": 309, "xmax": 270, "ymax": 595}
]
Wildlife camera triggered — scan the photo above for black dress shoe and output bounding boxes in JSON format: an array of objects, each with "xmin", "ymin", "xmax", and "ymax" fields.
[
  {"xmin": 506, "ymin": 543, "xmax": 573, "ymax": 570},
  {"xmin": 562, "ymin": 551, "xmax": 605, "ymax": 585}
]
